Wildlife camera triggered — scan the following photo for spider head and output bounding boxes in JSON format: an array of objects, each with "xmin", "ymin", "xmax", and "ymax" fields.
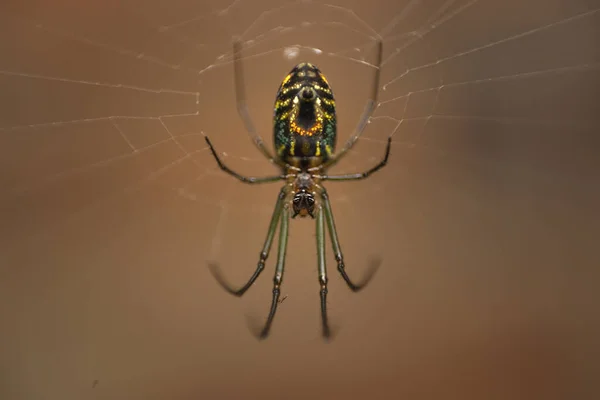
[{"xmin": 292, "ymin": 189, "xmax": 315, "ymax": 219}]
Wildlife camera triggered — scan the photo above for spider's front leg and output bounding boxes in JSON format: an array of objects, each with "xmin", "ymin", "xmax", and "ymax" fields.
[
  {"xmin": 257, "ymin": 203, "xmax": 290, "ymax": 339},
  {"xmin": 319, "ymin": 188, "xmax": 381, "ymax": 291},
  {"xmin": 208, "ymin": 187, "xmax": 288, "ymax": 296},
  {"xmin": 315, "ymin": 203, "xmax": 331, "ymax": 339},
  {"xmin": 208, "ymin": 186, "xmax": 291, "ymax": 340}
]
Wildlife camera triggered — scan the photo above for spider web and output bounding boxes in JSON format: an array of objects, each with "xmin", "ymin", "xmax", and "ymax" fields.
[
  {"xmin": 1, "ymin": 0, "xmax": 599, "ymax": 398},
  {"xmin": 2, "ymin": 0, "xmax": 597, "ymax": 253}
]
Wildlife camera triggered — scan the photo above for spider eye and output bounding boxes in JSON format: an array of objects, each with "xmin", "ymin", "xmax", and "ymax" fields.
[
  {"xmin": 307, "ymin": 197, "xmax": 315, "ymax": 204},
  {"xmin": 293, "ymin": 197, "xmax": 301, "ymax": 203}
]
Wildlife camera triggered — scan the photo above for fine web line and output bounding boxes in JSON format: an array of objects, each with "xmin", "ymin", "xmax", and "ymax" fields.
[{"xmin": 1, "ymin": 0, "xmax": 598, "ymax": 245}]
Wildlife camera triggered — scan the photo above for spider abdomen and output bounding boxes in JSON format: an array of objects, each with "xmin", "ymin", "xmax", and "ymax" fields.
[{"xmin": 273, "ymin": 62, "xmax": 337, "ymax": 165}]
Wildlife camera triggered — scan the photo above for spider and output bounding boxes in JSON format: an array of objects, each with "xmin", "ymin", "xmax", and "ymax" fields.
[{"xmin": 205, "ymin": 38, "xmax": 391, "ymax": 340}]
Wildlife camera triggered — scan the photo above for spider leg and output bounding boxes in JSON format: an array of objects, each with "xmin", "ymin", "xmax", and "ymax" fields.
[
  {"xmin": 209, "ymin": 187, "xmax": 288, "ymax": 296},
  {"xmin": 316, "ymin": 204, "xmax": 331, "ymax": 339},
  {"xmin": 233, "ymin": 39, "xmax": 286, "ymax": 168},
  {"xmin": 311, "ymin": 39, "xmax": 383, "ymax": 173},
  {"xmin": 320, "ymin": 188, "xmax": 380, "ymax": 291},
  {"xmin": 257, "ymin": 203, "xmax": 290, "ymax": 339},
  {"xmin": 205, "ymin": 136, "xmax": 286, "ymax": 184},
  {"xmin": 320, "ymin": 136, "xmax": 391, "ymax": 181}
]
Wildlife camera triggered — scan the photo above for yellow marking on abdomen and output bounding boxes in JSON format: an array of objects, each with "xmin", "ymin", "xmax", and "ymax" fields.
[
  {"xmin": 290, "ymin": 139, "xmax": 296, "ymax": 155},
  {"xmin": 290, "ymin": 119, "xmax": 323, "ymax": 136},
  {"xmin": 315, "ymin": 141, "xmax": 321, "ymax": 156},
  {"xmin": 275, "ymin": 98, "xmax": 292, "ymax": 110}
]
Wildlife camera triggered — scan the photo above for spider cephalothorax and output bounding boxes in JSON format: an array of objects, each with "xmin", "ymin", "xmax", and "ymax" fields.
[
  {"xmin": 291, "ymin": 172, "xmax": 316, "ymax": 218},
  {"xmin": 292, "ymin": 188, "xmax": 315, "ymax": 219},
  {"xmin": 205, "ymin": 38, "xmax": 390, "ymax": 340}
]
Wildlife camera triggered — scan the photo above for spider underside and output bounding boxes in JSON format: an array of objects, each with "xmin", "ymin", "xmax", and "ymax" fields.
[{"xmin": 206, "ymin": 38, "xmax": 391, "ymax": 340}]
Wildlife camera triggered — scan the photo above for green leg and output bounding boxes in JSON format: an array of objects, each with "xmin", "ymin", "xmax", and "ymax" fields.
[
  {"xmin": 209, "ymin": 188, "xmax": 287, "ymax": 296},
  {"xmin": 316, "ymin": 205, "xmax": 331, "ymax": 338},
  {"xmin": 258, "ymin": 204, "xmax": 290, "ymax": 339},
  {"xmin": 321, "ymin": 189, "xmax": 380, "ymax": 291}
]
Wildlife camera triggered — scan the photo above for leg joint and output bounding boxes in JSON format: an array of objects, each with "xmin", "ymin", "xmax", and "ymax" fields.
[
  {"xmin": 259, "ymin": 251, "xmax": 268, "ymax": 262},
  {"xmin": 319, "ymin": 275, "xmax": 328, "ymax": 287}
]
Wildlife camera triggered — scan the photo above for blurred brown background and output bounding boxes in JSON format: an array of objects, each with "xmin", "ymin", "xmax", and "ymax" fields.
[{"xmin": 1, "ymin": 1, "xmax": 598, "ymax": 399}]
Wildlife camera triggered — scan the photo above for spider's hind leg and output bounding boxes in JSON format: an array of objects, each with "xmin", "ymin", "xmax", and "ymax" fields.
[
  {"xmin": 232, "ymin": 39, "xmax": 286, "ymax": 168},
  {"xmin": 314, "ymin": 38, "xmax": 383, "ymax": 172}
]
